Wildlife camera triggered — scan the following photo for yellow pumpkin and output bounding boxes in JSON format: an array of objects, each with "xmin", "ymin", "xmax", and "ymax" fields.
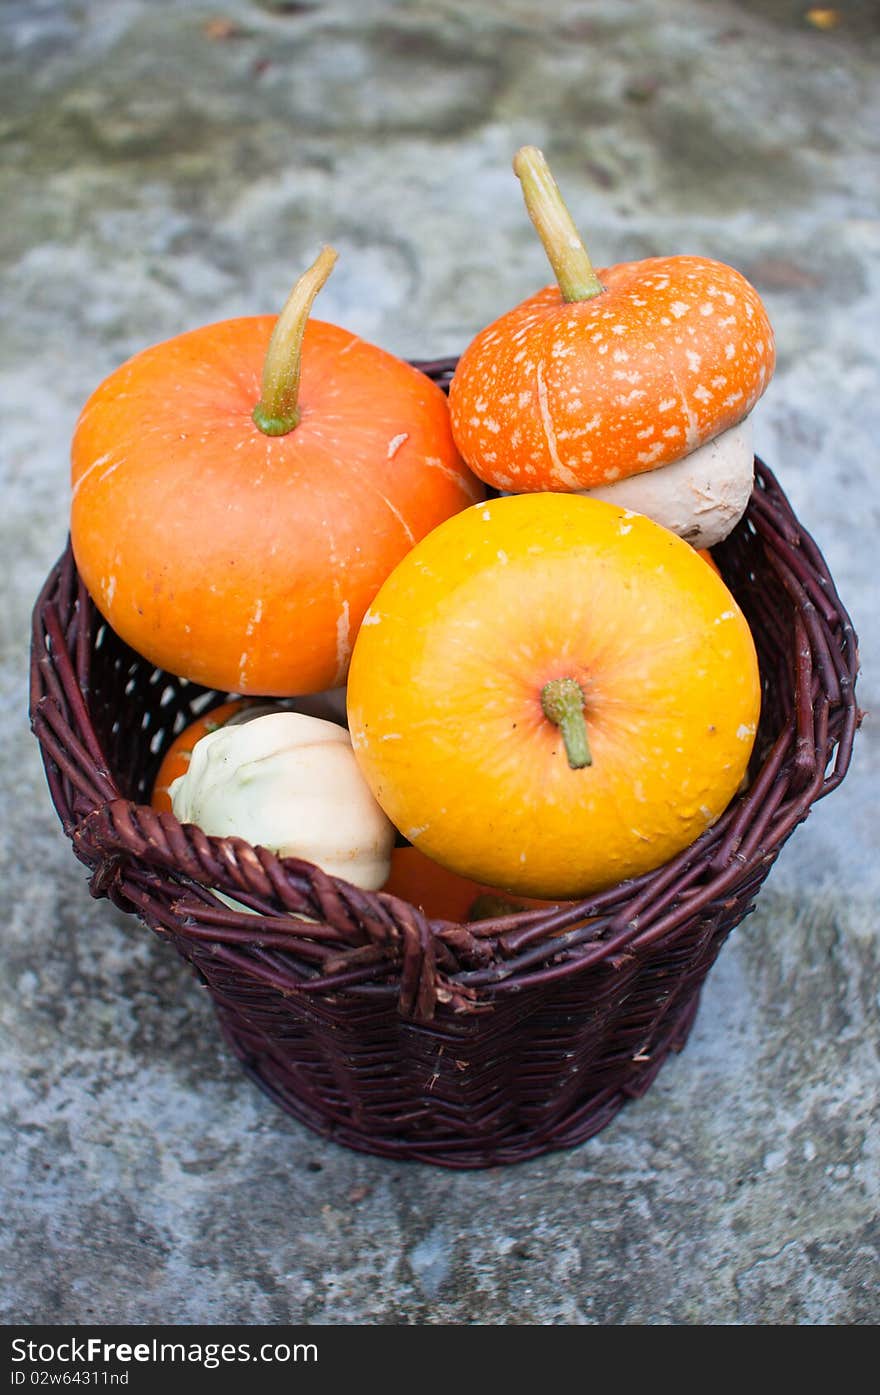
[{"xmin": 347, "ymin": 493, "xmax": 760, "ymax": 900}]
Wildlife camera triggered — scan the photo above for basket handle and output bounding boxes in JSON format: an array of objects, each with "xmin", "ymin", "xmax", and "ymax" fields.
[{"xmin": 71, "ymin": 798, "xmax": 455, "ymax": 1022}]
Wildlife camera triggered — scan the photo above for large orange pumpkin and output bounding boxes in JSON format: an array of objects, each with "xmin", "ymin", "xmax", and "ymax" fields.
[
  {"xmin": 71, "ymin": 248, "xmax": 482, "ymax": 696},
  {"xmin": 347, "ymin": 492, "xmax": 761, "ymax": 900}
]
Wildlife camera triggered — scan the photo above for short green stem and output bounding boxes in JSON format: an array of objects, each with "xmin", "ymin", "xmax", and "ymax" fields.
[
  {"xmin": 252, "ymin": 245, "xmax": 338, "ymax": 437},
  {"xmin": 541, "ymin": 677, "xmax": 592, "ymax": 769},
  {"xmin": 513, "ymin": 145, "xmax": 604, "ymax": 303}
]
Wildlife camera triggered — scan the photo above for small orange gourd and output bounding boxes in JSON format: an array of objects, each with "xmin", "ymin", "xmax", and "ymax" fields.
[
  {"xmin": 347, "ymin": 492, "xmax": 761, "ymax": 900},
  {"xmin": 449, "ymin": 148, "xmax": 774, "ymax": 495},
  {"xmin": 72, "ymin": 248, "xmax": 482, "ymax": 696},
  {"xmin": 382, "ymin": 846, "xmax": 566, "ymax": 921}
]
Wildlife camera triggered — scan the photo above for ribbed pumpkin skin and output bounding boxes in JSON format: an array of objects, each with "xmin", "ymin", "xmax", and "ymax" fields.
[
  {"xmin": 448, "ymin": 255, "xmax": 775, "ymax": 492},
  {"xmin": 71, "ymin": 317, "xmax": 483, "ymax": 696},
  {"xmin": 347, "ymin": 492, "xmax": 762, "ymax": 900}
]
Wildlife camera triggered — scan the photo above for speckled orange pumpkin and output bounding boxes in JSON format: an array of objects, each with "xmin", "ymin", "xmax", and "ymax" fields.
[{"xmin": 449, "ymin": 147, "xmax": 774, "ymax": 495}]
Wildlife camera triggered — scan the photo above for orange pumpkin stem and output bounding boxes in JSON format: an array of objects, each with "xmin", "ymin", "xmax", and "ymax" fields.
[
  {"xmin": 252, "ymin": 245, "xmax": 338, "ymax": 437},
  {"xmin": 541, "ymin": 677, "xmax": 592, "ymax": 769},
  {"xmin": 513, "ymin": 146, "xmax": 604, "ymax": 304}
]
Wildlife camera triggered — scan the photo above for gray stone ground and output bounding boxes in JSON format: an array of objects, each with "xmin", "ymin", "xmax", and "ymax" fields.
[{"xmin": 2, "ymin": 0, "xmax": 878, "ymax": 1325}]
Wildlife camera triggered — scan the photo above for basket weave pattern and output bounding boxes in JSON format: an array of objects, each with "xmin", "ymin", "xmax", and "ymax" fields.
[{"xmin": 30, "ymin": 360, "xmax": 859, "ymax": 1167}]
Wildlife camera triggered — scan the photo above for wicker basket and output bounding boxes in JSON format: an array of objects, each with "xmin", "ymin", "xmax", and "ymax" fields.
[{"xmin": 30, "ymin": 359, "xmax": 860, "ymax": 1168}]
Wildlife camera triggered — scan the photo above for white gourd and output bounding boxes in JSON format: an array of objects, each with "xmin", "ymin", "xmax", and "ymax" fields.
[
  {"xmin": 580, "ymin": 418, "xmax": 755, "ymax": 549},
  {"xmin": 170, "ymin": 710, "xmax": 395, "ymax": 890}
]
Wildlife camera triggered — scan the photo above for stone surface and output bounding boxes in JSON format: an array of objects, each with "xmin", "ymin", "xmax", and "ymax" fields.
[{"xmin": 2, "ymin": 0, "xmax": 878, "ymax": 1325}]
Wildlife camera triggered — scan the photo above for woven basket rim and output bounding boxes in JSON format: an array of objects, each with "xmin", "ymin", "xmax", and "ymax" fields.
[{"xmin": 30, "ymin": 435, "xmax": 860, "ymax": 1024}]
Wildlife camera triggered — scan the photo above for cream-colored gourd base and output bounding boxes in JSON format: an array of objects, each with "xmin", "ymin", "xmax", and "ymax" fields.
[{"xmin": 580, "ymin": 418, "xmax": 754, "ymax": 549}]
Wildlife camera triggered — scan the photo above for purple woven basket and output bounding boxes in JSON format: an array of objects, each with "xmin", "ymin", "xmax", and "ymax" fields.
[{"xmin": 30, "ymin": 360, "xmax": 860, "ymax": 1168}]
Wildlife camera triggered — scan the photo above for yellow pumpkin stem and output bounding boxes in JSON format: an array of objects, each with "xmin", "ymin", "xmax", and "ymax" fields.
[
  {"xmin": 513, "ymin": 146, "xmax": 604, "ymax": 304},
  {"xmin": 541, "ymin": 677, "xmax": 592, "ymax": 769},
  {"xmin": 253, "ymin": 245, "xmax": 338, "ymax": 437}
]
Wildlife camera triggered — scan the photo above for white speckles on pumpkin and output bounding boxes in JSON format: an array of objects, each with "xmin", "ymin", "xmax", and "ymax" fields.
[
  {"xmin": 334, "ymin": 601, "xmax": 351, "ymax": 686},
  {"xmin": 71, "ymin": 450, "xmax": 120, "ymax": 500},
  {"xmin": 670, "ymin": 301, "xmax": 690, "ymax": 319},
  {"xmin": 386, "ymin": 433, "xmax": 408, "ymax": 459},
  {"xmin": 535, "ymin": 360, "xmax": 581, "ymax": 489},
  {"xmin": 637, "ymin": 441, "xmax": 667, "ymax": 465},
  {"xmin": 244, "ymin": 598, "xmax": 263, "ymax": 638}
]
